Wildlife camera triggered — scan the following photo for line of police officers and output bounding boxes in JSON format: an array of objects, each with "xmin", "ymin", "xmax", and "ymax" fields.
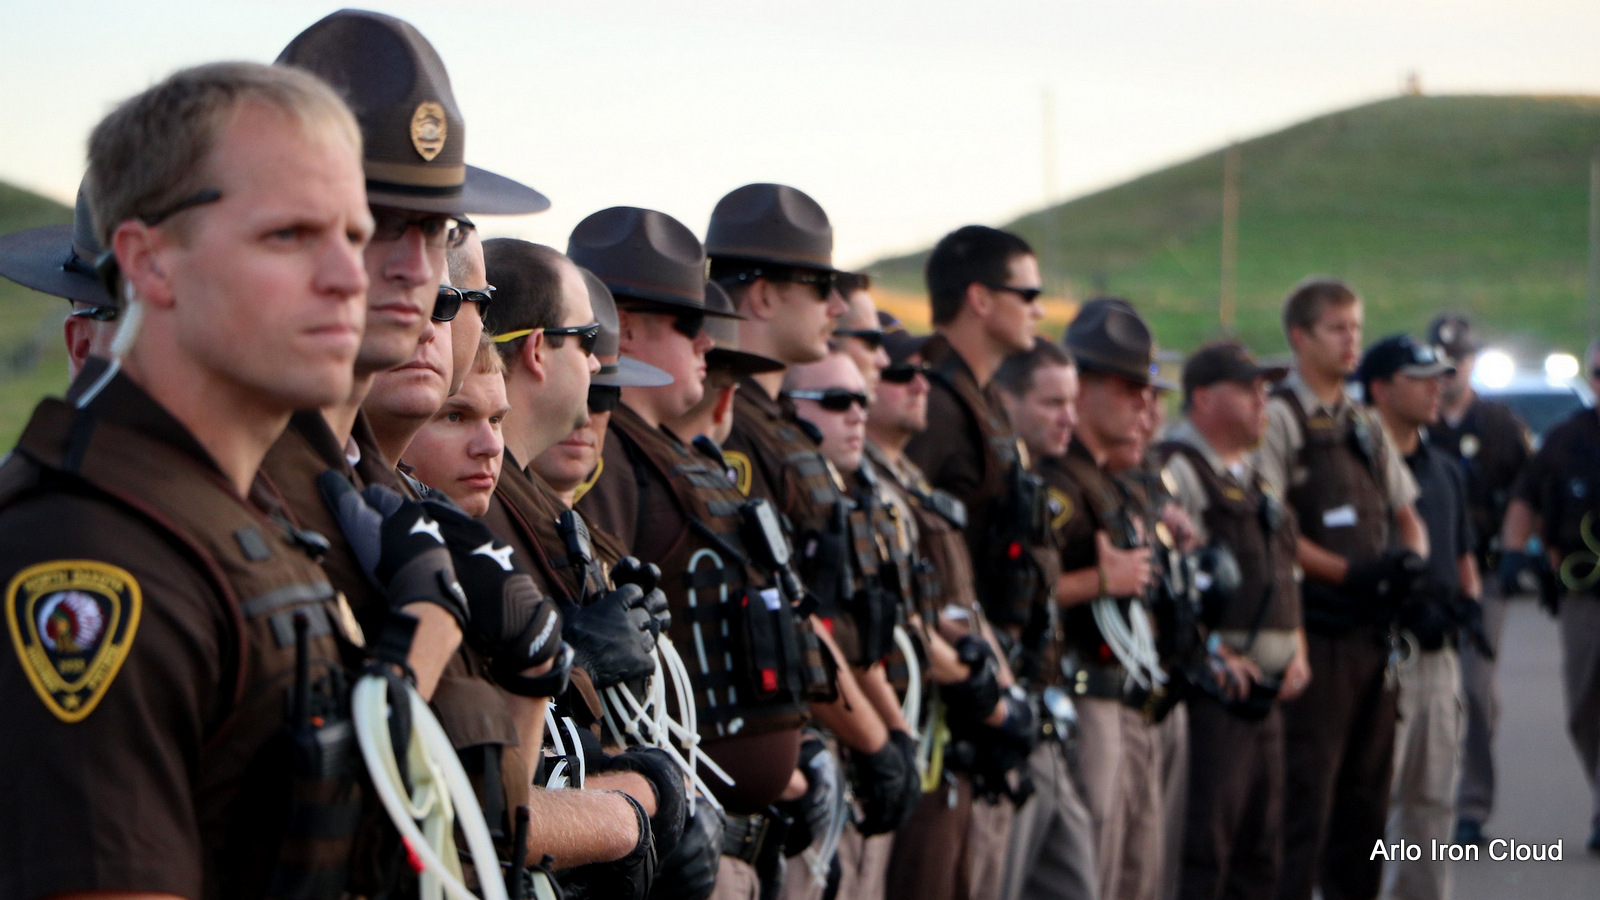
[{"xmin": 0, "ymin": 9, "xmax": 1593, "ymax": 900}]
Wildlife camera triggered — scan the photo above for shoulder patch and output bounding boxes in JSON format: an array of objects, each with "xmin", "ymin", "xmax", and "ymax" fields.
[
  {"xmin": 1047, "ymin": 486, "xmax": 1075, "ymax": 532},
  {"xmin": 6, "ymin": 560, "xmax": 142, "ymax": 723},
  {"xmin": 723, "ymin": 450, "xmax": 754, "ymax": 496}
]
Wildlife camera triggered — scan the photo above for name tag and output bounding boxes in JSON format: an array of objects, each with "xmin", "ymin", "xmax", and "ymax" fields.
[{"xmin": 1322, "ymin": 504, "xmax": 1358, "ymax": 528}]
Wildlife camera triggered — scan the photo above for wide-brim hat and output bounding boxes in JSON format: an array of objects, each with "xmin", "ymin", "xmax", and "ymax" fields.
[
  {"xmin": 1427, "ymin": 313, "xmax": 1480, "ymax": 362},
  {"xmin": 704, "ymin": 280, "xmax": 783, "ymax": 376},
  {"xmin": 0, "ymin": 182, "xmax": 115, "ymax": 309},
  {"xmin": 1063, "ymin": 298, "xmax": 1161, "ymax": 386},
  {"xmin": 569, "ymin": 207, "xmax": 733, "ymax": 317},
  {"xmin": 580, "ymin": 267, "xmax": 672, "ymax": 388},
  {"xmin": 705, "ymin": 183, "xmax": 840, "ymax": 273},
  {"xmin": 276, "ymin": 9, "xmax": 547, "ymax": 217}
]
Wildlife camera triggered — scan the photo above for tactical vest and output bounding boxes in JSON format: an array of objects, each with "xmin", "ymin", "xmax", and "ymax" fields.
[
  {"xmin": 871, "ymin": 445, "xmax": 982, "ymax": 627},
  {"xmin": 2, "ymin": 395, "xmax": 367, "ymax": 900},
  {"xmin": 1051, "ymin": 449, "xmax": 1132, "ymax": 662},
  {"xmin": 1273, "ymin": 388, "xmax": 1391, "ymax": 563},
  {"xmin": 609, "ymin": 407, "xmax": 811, "ymax": 737},
  {"xmin": 1156, "ymin": 442, "xmax": 1300, "ymax": 632},
  {"xmin": 837, "ymin": 460, "xmax": 906, "ymax": 667}
]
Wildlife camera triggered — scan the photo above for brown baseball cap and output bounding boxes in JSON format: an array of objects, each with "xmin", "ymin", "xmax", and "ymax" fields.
[
  {"xmin": 705, "ymin": 183, "xmax": 840, "ymax": 272},
  {"xmin": 704, "ymin": 280, "xmax": 783, "ymax": 376},
  {"xmin": 276, "ymin": 9, "xmax": 547, "ymax": 216},
  {"xmin": 583, "ymin": 266, "xmax": 672, "ymax": 388},
  {"xmin": 0, "ymin": 181, "xmax": 115, "ymax": 310},
  {"xmin": 1181, "ymin": 342, "xmax": 1289, "ymax": 399}
]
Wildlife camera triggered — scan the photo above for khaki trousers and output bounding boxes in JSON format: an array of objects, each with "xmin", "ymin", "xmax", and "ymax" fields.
[
  {"xmin": 835, "ymin": 825, "xmax": 892, "ymax": 900},
  {"xmin": 1157, "ymin": 704, "xmax": 1190, "ymax": 900},
  {"xmin": 1455, "ymin": 589, "xmax": 1507, "ymax": 826},
  {"xmin": 711, "ymin": 855, "xmax": 762, "ymax": 900},
  {"xmin": 1000, "ymin": 741, "xmax": 1098, "ymax": 900},
  {"xmin": 1381, "ymin": 646, "xmax": 1463, "ymax": 900},
  {"xmin": 966, "ymin": 793, "xmax": 1014, "ymax": 900},
  {"xmin": 1078, "ymin": 696, "xmax": 1164, "ymax": 900},
  {"xmin": 1559, "ymin": 595, "xmax": 1600, "ymax": 834}
]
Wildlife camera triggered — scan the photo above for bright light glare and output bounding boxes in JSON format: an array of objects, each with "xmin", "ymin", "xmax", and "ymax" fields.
[
  {"xmin": 1545, "ymin": 353, "xmax": 1580, "ymax": 381},
  {"xmin": 1476, "ymin": 349, "xmax": 1516, "ymax": 389}
]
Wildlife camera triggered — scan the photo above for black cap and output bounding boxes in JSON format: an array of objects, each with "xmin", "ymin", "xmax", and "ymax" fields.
[
  {"xmin": 878, "ymin": 309, "xmax": 930, "ymax": 366},
  {"xmin": 1427, "ymin": 313, "xmax": 1480, "ymax": 361},
  {"xmin": 1182, "ymin": 342, "xmax": 1289, "ymax": 398},
  {"xmin": 1358, "ymin": 333, "xmax": 1456, "ymax": 388}
]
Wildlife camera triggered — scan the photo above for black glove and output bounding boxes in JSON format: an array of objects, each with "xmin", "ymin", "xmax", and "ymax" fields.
[
  {"xmin": 562, "ymin": 585, "xmax": 657, "ymax": 689},
  {"xmin": 555, "ymin": 790, "xmax": 655, "ymax": 900},
  {"xmin": 1451, "ymin": 594, "xmax": 1496, "ymax": 660},
  {"xmin": 1396, "ymin": 577, "xmax": 1454, "ymax": 651},
  {"xmin": 941, "ymin": 635, "xmax": 1001, "ymax": 727},
  {"xmin": 317, "ymin": 472, "xmax": 467, "ymax": 626},
  {"xmin": 1343, "ymin": 548, "xmax": 1427, "ymax": 615},
  {"xmin": 652, "ymin": 797, "xmax": 724, "ymax": 900},
  {"xmin": 1497, "ymin": 549, "xmax": 1528, "ymax": 597},
  {"xmin": 849, "ymin": 729, "xmax": 920, "ymax": 836},
  {"xmin": 780, "ymin": 732, "xmax": 842, "ymax": 856},
  {"xmin": 600, "ymin": 747, "xmax": 688, "ymax": 862},
  {"xmin": 426, "ymin": 503, "xmax": 566, "ymax": 676},
  {"xmin": 612, "ymin": 556, "xmax": 670, "ymax": 634}
]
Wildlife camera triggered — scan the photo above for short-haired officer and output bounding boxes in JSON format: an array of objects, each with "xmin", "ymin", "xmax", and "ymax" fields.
[
  {"xmin": 1258, "ymin": 278, "xmax": 1427, "ymax": 900},
  {"xmin": 0, "ymin": 60, "xmax": 375, "ymax": 900}
]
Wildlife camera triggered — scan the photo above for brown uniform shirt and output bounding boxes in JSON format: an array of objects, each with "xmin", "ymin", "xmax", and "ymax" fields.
[{"xmin": 0, "ymin": 371, "xmax": 351, "ymax": 899}]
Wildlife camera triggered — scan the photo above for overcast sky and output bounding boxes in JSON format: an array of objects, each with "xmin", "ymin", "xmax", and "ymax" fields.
[{"xmin": 5, "ymin": 1, "xmax": 1599, "ymax": 268}]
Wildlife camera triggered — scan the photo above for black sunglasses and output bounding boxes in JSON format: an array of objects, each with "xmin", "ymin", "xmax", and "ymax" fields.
[
  {"xmin": 880, "ymin": 362, "xmax": 929, "ymax": 384},
  {"xmin": 982, "ymin": 282, "xmax": 1043, "ymax": 304},
  {"xmin": 834, "ymin": 328, "xmax": 885, "ymax": 350},
  {"xmin": 672, "ymin": 312, "xmax": 706, "ymax": 340},
  {"xmin": 722, "ymin": 266, "xmax": 839, "ymax": 301},
  {"xmin": 789, "ymin": 388, "xmax": 870, "ymax": 412},
  {"xmin": 588, "ymin": 384, "xmax": 622, "ymax": 414},
  {"xmin": 544, "ymin": 322, "xmax": 602, "ymax": 357},
  {"xmin": 370, "ymin": 207, "xmax": 467, "ymax": 249},
  {"xmin": 68, "ymin": 306, "xmax": 120, "ymax": 323},
  {"xmin": 434, "ymin": 284, "xmax": 496, "ymax": 322}
]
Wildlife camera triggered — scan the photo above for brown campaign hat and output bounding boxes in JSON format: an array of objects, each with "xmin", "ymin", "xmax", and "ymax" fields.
[
  {"xmin": 1427, "ymin": 313, "xmax": 1481, "ymax": 362},
  {"xmin": 705, "ymin": 183, "xmax": 839, "ymax": 272},
  {"xmin": 582, "ymin": 266, "xmax": 672, "ymax": 388},
  {"xmin": 276, "ymin": 9, "xmax": 547, "ymax": 216},
  {"xmin": 1181, "ymin": 341, "xmax": 1289, "ymax": 398},
  {"xmin": 1063, "ymin": 297, "xmax": 1162, "ymax": 386},
  {"xmin": 0, "ymin": 182, "xmax": 115, "ymax": 309},
  {"xmin": 568, "ymin": 207, "xmax": 732, "ymax": 316},
  {"xmin": 704, "ymin": 280, "xmax": 783, "ymax": 376}
]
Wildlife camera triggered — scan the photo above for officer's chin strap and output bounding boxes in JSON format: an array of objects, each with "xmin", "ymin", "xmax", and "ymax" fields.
[
  {"xmin": 353, "ymin": 616, "xmax": 510, "ymax": 900},
  {"xmin": 601, "ymin": 636, "xmax": 734, "ymax": 811},
  {"xmin": 1092, "ymin": 598, "xmax": 1165, "ymax": 690}
]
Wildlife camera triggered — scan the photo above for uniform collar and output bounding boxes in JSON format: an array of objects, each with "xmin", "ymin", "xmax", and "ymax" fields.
[
  {"xmin": 66, "ymin": 357, "xmax": 225, "ymax": 480},
  {"xmin": 1284, "ymin": 368, "xmax": 1351, "ymax": 418}
]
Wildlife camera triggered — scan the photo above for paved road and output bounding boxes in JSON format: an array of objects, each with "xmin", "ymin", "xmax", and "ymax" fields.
[{"xmin": 1448, "ymin": 597, "xmax": 1599, "ymax": 899}]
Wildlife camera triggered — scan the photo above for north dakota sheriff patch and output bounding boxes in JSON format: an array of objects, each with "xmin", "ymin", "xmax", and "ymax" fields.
[
  {"xmin": 723, "ymin": 450, "xmax": 754, "ymax": 496},
  {"xmin": 1047, "ymin": 487, "xmax": 1074, "ymax": 532},
  {"xmin": 5, "ymin": 560, "xmax": 141, "ymax": 723}
]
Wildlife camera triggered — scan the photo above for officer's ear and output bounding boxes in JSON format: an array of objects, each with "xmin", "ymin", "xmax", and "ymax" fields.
[
  {"xmin": 616, "ymin": 307, "xmax": 641, "ymax": 350},
  {"xmin": 964, "ymin": 280, "xmax": 992, "ymax": 319},
  {"xmin": 520, "ymin": 330, "xmax": 548, "ymax": 383},
  {"xmin": 744, "ymin": 277, "xmax": 781, "ymax": 321},
  {"xmin": 109, "ymin": 220, "xmax": 175, "ymax": 310}
]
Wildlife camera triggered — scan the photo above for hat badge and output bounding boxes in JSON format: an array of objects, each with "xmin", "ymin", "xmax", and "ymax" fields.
[{"xmin": 410, "ymin": 101, "xmax": 447, "ymax": 161}]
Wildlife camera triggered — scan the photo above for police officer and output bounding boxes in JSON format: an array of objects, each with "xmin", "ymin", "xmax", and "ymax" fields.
[
  {"xmin": 1257, "ymin": 279, "xmax": 1428, "ymax": 900},
  {"xmin": 572, "ymin": 206, "xmax": 808, "ymax": 900},
  {"xmin": 1500, "ymin": 337, "xmax": 1600, "ymax": 853},
  {"xmin": 1359, "ymin": 334, "xmax": 1482, "ymax": 900},
  {"xmin": 1052, "ymin": 301, "xmax": 1169, "ymax": 900},
  {"xmin": 1424, "ymin": 313, "xmax": 1530, "ymax": 846},
  {"xmin": 0, "ymin": 60, "xmax": 378, "ymax": 899},
  {"xmin": 707, "ymin": 184, "xmax": 920, "ymax": 895},
  {"xmin": 0, "ymin": 180, "xmax": 119, "ymax": 377},
  {"xmin": 1156, "ymin": 342, "xmax": 1303, "ymax": 900}
]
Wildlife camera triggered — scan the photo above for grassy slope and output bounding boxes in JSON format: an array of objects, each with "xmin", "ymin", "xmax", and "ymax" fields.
[
  {"xmin": 870, "ymin": 95, "xmax": 1600, "ymax": 359},
  {"xmin": 0, "ymin": 182, "xmax": 72, "ymax": 448}
]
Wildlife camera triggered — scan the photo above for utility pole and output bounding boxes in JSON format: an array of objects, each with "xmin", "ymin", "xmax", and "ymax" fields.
[
  {"xmin": 1042, "ymin": 86, "xmax": 1058, "ymax": 289},
  {"xmin": 1588, "ymin": 150, "xmax": 1600, "ymax": 337},
  {"xmin": 1220, "ymin": 143, "xmax": 1240, "ymax": 334}
]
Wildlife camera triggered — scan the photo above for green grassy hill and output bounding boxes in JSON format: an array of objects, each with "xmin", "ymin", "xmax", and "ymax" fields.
[
  {"xmin": 0, "ymin": 182, "xmax": 72, "ymax": 448},
  {"xmin": 870, "ymin": 94, "xmax": 1600, "ymax": 360}
]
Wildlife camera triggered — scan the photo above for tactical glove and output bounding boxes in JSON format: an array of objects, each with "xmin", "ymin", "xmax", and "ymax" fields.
[
  {"xmin": 849, "ymin": 729, "xmax": 920, "ymax": 836},
  {"xmin": 317, "ymin": 472, "xmax": 468, "ymax": 627},
  {"xmin": 651, "ymin": 797, "xmax": 725, "ymax": 900},
  {"xmin": 941, "ymin": 634, "xmax": 1002, "ymax": 728},
  {"xmin": 779, "ymin": 732, "xmax": 843, "ymax": 856},
  {"xmin": 1343, "ymin": 548, "xmax": 1426, "ymax": 615},
  {"xmin": 612, "ymin": 556, "xmax": 671, "ymax": 634},
  {"xmin": 563, "ymin": 585, "xmax": 657, "ymax": 689},
  {"xmin": 1396, "ymin": 576, "xmax": 1454, "ymax": 651},
  {"xmin": 600, "ymin": 747, "xmax": 688, "ymax": 862}
]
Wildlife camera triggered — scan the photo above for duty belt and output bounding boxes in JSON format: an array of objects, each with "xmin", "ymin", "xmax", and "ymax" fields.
[
  {"xmin": 721, "ymin": 810, "xmax": 775, "ymax": 865},
  {"xmin": 1068, "ymin": 663, "xmax": 1131, "ymax": 701}
]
